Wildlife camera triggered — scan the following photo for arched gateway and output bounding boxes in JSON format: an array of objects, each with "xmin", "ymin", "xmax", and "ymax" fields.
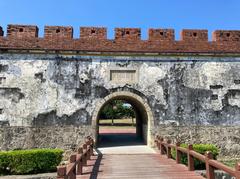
[{"xmin": 92, "ymin": 91, "xmax": 154, "ymax": 146}]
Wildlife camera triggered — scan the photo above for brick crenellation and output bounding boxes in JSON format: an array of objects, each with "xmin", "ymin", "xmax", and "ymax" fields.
[{"xmin": 0, "ymin": 24, "xmax": 240, "ymax": 53}]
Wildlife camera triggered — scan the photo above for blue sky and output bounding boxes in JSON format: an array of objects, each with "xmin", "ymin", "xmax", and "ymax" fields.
[{"xmin": 1, "ymin": 0, "xmax": 240, "ymax": 39}]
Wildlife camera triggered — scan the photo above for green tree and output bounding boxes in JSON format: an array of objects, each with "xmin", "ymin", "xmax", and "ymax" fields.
[{"xmin": 100, "ymin": 100, "xmax": 135, "ymax": 119}]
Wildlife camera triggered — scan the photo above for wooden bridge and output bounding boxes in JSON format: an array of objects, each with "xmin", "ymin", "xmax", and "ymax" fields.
[{"xmin": 57, "ymin": 136, "xmax": 240, "ymax": 179}]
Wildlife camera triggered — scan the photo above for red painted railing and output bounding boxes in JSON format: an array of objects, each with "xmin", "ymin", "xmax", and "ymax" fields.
[
  {"xmin": 57, "ymin": 136, "xmax": 94, "ymax": 179},
  {"xmin": 155, "ymin": 136, "xmax": 240, "ymax": 179}
]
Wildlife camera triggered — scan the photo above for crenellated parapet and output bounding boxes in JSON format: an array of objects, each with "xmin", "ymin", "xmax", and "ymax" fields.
[
  {"xmin": 7, "ymin": 25, "xmax": 39, "ymax": 38},
  {"xmin": 212, "ymin": 30, "xmax": 240, "ymax": 42},
  {"xmin": 115, "ymin": 28, "xmax": 141, "ymax": 41},
  {"xmin": 44, "ymin": 26, "xmax": 73, "ymax": 39},
  {"xmin": 0, "ymin": 26, "xmax": 4, "ymax": 36},
  {"xmin": 80, "ymin": 27, "xmax": 106, "ymax": 40},
  {"xmin": 180, "ymin": 29, "xmax": 208, "ymax": 42},
  {"xmin": 148, "ymin": 29, "xmax": 174, "ymax": 41},
  {"xmin": 0, "ymin": 24, "xmax": 240, "ymax": 54}
]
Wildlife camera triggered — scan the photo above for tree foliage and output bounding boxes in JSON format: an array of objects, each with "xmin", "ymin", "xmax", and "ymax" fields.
[{"xmin": 100, "ymin": 100, "xmax": 135, "ymax": 119}]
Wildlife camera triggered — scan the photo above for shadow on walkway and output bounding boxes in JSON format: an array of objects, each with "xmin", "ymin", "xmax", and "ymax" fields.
[
  {"xmin": 89, "ymin": 149, "xmax": 103, "ymax": 179},
  {"xmin": 98, "ymin": 133, "xmax": 144, "ymax": 148}
]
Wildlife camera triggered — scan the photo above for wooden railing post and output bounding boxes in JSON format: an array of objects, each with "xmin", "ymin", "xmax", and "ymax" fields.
[
  {"xmin": 153, "ymin": 137, "xmax": 240, "ymax": 179},
  {"xmin": 167, "ymin": 139, "xmax": 172, "ymax": 158},
  {"xmin": 155, "ymin": 136, "xmax": 160, "ymax": 150},
  {"xmin": 157, "ymin": 138, "xmax": 161, "ymax": 150},
  {"xmin": 86, "ymin": 140, "xmax": 91, "ymax": 160},
  {"xmin": 235, "ymin": 163, "xmax": 240, "ymax": 179},
  {"xmin": 159, "ymin": 137, "xmax": 164, "ymax": 155},
  {"xmin": 68, "ymin": 154, "xmax": 76, "ymax": 179},
  {"xmin": 205, "ymin": 151, "xmax": 215, "ymax": 179},
  {"xmin": 89, "ymin": 138, "xmax": 94, "ymax": 156},
  {"xmin": 56, "ymin": 136, "xmax": 95, "ymax": 179},
  {"xmin": 57, "ymin": 166, "xmax": 67, "ymax": 179},
  {"xmin": 187, "ymin": 144, "xmax": 194, "ymax": 171},
  {"xmin": 176, "ymin": 142, "xmax": 181, "ymax": 164},
  {"xmin": 76, "ymin": 148, "xmax": 83, "ymax": 175},
  {"xmin": 83, "ymin": 144, "xmax": 88, "ymax": 166}
]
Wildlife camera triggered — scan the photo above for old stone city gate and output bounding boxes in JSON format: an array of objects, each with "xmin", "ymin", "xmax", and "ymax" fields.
[{"xmin": 0, "ymin": 24, "xmax": 240, "ymax": 157}]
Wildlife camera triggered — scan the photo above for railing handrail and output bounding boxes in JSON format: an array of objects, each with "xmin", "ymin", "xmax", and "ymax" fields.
[
  {"xmin": 57, "ymin": 136, "xmax": 94, "ymax": 179},
  {"xmin": 155, "ymin": 136, "xmax": 240, "ymax": 179}
]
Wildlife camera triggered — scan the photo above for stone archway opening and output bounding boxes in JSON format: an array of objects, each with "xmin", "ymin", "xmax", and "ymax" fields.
[
  {"xmin": 92, "ymin": 91, "xmax": 154, "ymax": 147},
  {"xmin": 98, "ymin": 100, "xmax": 139, "ymax": 147}
]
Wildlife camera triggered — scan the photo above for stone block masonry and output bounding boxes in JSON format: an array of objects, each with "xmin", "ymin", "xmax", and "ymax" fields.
[
  {"xmin": 0, "ymin": 126, "xmax": 93, "ymax": 151},
  {"xmin": 154, "ymin": 125, "xmax": 240, "ymax": 158}
]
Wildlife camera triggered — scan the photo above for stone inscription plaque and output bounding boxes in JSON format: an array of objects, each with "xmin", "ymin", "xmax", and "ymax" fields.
[{"xmin": 110, "ymin": 70, "xmax": 137, "ymax": 84}]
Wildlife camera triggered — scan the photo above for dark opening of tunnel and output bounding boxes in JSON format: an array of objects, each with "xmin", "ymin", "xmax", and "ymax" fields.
[{"xmin": 97, "ymin": 98, "xmax": 147, "ymax": 147}]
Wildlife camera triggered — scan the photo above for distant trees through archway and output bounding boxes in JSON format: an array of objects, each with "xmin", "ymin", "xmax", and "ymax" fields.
[
  {"xmin": 99, "ymin": 100, "xmax": 136, "ymax": 126},
  {"xmin": 98, "ymin": 100, "xmax": 139, "ymax": 147}
]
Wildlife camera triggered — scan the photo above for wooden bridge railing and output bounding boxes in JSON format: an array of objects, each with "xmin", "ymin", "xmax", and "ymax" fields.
[
  {"xmin": 155, "ymin": 136, "xmax": 240, "ymax": 179},
  {"xmin": 57, "ymin": 136, "xmax": 94, "ymax": 179}
]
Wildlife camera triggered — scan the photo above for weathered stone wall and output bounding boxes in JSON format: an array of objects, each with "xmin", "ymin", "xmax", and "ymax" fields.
[
  {"xmin": 0, "ymin": 126, "xmax": 93, "ymax": 151},
  {"xmin": 0, "ymin": 53, "xmax": 240, "ymax": 156}
]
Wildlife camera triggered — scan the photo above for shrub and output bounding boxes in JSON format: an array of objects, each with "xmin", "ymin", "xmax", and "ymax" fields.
[
  {"xmin": 0, "ymin": 148, "xmax": 63, "ymax": 175},
  {"xmin": 171, "ymin": 144, "xmax": 219, "ymax": 170}
]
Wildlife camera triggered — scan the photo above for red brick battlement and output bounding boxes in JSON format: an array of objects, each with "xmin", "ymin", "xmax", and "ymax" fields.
[{"xmin": 0, "ymin": 24, "xmax": 240, "ymax": 54}]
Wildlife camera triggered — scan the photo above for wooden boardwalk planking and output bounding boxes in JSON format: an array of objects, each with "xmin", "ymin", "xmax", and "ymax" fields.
[
  {"xmin": 78, "ymin": 153, "xmax": 205, "ymax": 179},
  {"xmin": 78, "ymin": 129, "xmax": 204, "ymax": 178}
]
